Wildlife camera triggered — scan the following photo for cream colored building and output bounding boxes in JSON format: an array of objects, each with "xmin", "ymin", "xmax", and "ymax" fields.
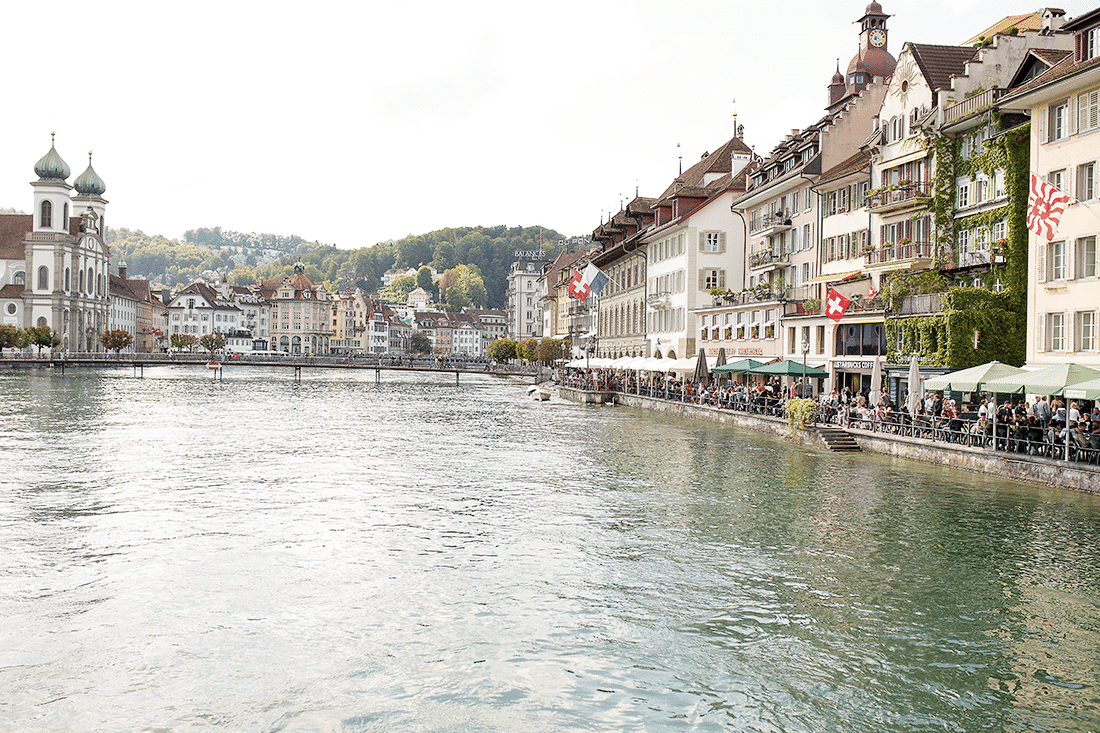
[
  {"xmin": 261, "ymin": 264, "xmax": 332, "ymax": 355},
  {"xmin": 1000, "ymin": 8, "xmax": 1100, "ymax": 368}
]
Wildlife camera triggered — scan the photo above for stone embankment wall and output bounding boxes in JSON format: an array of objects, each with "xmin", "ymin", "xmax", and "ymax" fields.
[{"xmin": 557, "ymin": 387, "xmax": 1099, "ymax": 495}]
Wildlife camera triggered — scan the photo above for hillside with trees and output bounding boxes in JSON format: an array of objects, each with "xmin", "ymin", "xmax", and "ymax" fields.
[{"xmin": 105, "ymin": 224, "xmax": 589, "ymax": 310}]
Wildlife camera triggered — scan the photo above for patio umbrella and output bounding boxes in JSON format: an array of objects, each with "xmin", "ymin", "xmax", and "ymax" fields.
[
  {"xmin": 869, "ymin": 356, "xmax": 882, "ymax": 407},
  {"xmin": 923, "ymin": 361, "xmax": 1027, "ymax": 393},
  {"xmin": 906, "ymin": 355, "xmax": 922, "ymax": 418},
  {"xmin": 982, "ymin": 363, "xmax": 1100, "ymax": 396},
  {"xmin": 713, "ymin": 358, "xmax": 766, "ymax": 375},
  {"xmin": 693, "ymin": 348, "xmax": 710, "ymax": 385},
  {"xmin": 747, "ymin": 359, "xmax": 829, "ymax": 378},
  {"xmin": 714, "ymin": 348, "xmax": 727, "ymax": 369},
  {"xmin": 1064, "ymin": 377, "xmax": 1100, "ymax": 401}
]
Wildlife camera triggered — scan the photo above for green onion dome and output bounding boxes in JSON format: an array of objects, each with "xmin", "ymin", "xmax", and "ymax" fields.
[
  {"xmin": 74, "ymin": 152, "xmax": 106, "ymax": 197},
  {"xmin": 34, "ymin": 132, "xmax": 71, "ymax": 182}
]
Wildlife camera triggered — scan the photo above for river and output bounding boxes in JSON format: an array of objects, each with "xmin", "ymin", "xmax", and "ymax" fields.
[{"xmin": 1, "ymin": 366, "xmax": 1098, "ymax": 732}]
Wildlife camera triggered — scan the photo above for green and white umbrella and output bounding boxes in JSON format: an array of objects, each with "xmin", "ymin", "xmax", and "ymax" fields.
[
  {"xmin": 922, "ymin": 361, "xmax": 1026, "ymax": 393},
  {"xmin": 982, "ymin": 363, "xmax": 1100, "ymax": 396}
]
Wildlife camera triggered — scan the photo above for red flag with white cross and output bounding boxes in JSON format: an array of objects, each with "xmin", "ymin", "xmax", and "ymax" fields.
[{"xmin": 826, "ymin": 288, "xmax": 851, "ymax": 322}]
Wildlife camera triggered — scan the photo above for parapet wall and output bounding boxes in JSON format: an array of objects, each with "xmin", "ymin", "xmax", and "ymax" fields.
[{"xmin": 557, "ymin": 387, "xmax": 1099, "ymax": 495}]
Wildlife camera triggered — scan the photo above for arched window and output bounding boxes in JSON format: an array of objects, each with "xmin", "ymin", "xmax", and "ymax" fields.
[
  {"xmin": 37, "ymin": 316, "xmax": 48, "ymax": 328},
  {"xmin": 63, "ymin": 203, "xmax": 69, "ymax": 230},
  {"xmin": 97, "ymin": 274, "xmax": 103, "ymax": 297},
  {"xmin": 88, "ymin": 268, "xmax": 94, "ymax": 294},
  {"xmin": 64, "ymin": 268, "xmax": 70, "ymax": 291},
  {"xmin": 13, "ymin": 271, "xmax": 25, "ymax": 286},
  {"xmin": 79, "ymin": 269, "xmax": 85, "ymax": 293},
  {"xmin": 40, "ymin": 200, "xmax": 52, "ymax": 228},
  {"xmin": 38, "ymin": 266, "xmax": 49, "ymax": 290}
]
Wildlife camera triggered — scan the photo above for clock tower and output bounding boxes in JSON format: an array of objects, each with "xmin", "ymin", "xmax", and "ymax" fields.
[{"xmin": 846, "ymin": 1, "xmax": 896, "ymax": 92}]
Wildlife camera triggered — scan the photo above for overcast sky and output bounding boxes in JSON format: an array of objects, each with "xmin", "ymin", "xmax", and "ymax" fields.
[{"xmin": 2, "ymin": 0, "xmax": 1094, "ymax": 249}]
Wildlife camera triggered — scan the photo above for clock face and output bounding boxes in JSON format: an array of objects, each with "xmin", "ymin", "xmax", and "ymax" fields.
[{"xmin": 869, "ymin": 29, "xmax": 886, "ymax": 47}]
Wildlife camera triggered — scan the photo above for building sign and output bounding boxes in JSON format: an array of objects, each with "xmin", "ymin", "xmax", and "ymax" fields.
[
  {"xmin": 834, "ymin": 360, "xmax": 874, "ymax": 370},
  {"xmin": 737, "ymin": 347, "xmax": 764, "ymax": 356},
  {"xmin": 514, "ymin": 250, "xmax": 547, "ymax": 260}
]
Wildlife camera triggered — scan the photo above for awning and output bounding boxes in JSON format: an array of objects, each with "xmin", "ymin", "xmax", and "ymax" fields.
[{"xmin": 803, "ymin": 269, "xmax": 862, "ymax": 285}]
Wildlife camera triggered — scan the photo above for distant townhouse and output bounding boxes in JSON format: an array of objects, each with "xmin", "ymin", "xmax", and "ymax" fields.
[
  {"xmin": 109, "ymin": 262, "xmax": 164, "ymax": 353},
  {"xmin": 506, "ymin": 258, "xmax": 547, "ymax": 339},
  {"xmin": 165, "ymin": 281, "xmax": 242, "ymax": 343},
  {"xmin": 590, "ymin": 197, "xmax": 656, "ymax": 359},
  {"xmin": 538, "ymin": 249, "xmax": 587, "ymax": 355},
  {"xmin": 466, "ymin": 308, "xmax": 507, "ymax": 353},
  {"xmin": 260, "ymin": 263, "xmax": 332, "ymax": 354}
]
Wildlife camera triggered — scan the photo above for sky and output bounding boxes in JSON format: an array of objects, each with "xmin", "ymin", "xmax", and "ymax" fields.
[{"xmin": 2, "ymin": 0, "xmax": 1095, "ymax": 249}]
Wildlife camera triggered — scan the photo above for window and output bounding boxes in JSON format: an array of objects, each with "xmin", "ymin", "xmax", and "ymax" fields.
[
  {"xmin": 40, "ymin": 200, "xmax": 52, "ymax": 228},
  {"xmin": 1047, "ymin": 99, "xmax": 1069, "ymax": 142},
  {"xmin": 1049, "ymin": 240, "xmax": 1067, "ymax": 280},
  {"xmin": 1078, "ymin": 311, "xmax": 1097, "ymax": 351},
  {"xmin": 957, "ymin": 229, "xmax": 970, "ymax": 252},
  {"xmin": 992, "ymin": 221, "xmax": 1006, "ymax": 242},
  {"xmin": 1077, "ymin": 162, "xmax": 1096, "ymax": 200},
  {"xmin": 1080, "ymin": 88, "xmax": 1100, "ymax": 133},
  {"xmin": 791, "ymin": 190, "xmax": 799, "ymax": 212},
  {"xmin": 1048, "ymin": 169, "xmax": 1065, "ymax": 192},
  {"xmin": 1048, "ymin": 312, "xmax": 1066, "ymax": 351},
  {"xmin": 701, "ymin": 268, "xmax": 725, "ymax": 290},
  {"xmin": 701, "ymin": 231, "xmax": 724, "ymax": 253},
  {"xmin": 13, "ymin": 271, "xmax": 24, "ymax": 286},
  {"xmin": 957, "ymin": 183, "xmax": 969, "ymax": 208},
  {"xmin": 1083, "ymin": 27, "xmax": 1099, "ymax": 61},
  {"xmin": 1077, "ymin": 236, "xmax": 1097, "ymax": 278},
  {"xmin": 38, "ymin": 266, "xmax": 49, "ymax": 290}
]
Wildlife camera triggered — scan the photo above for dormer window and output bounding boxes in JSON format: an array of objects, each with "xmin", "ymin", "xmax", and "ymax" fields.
[{"xmin": 1080, "ymin": 26, "xmax": 1098, "ymax": 61}]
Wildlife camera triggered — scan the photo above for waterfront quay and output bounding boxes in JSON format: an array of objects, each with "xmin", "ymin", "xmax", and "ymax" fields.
[{"xmin": 557, "ymin": 379, "xmax": 1100, "ymax": 495}]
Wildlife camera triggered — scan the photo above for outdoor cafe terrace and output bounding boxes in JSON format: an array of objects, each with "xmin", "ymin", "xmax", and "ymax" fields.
[{"xmin": 558, "ymin": 357, "xmax": 1100, "ymax": 469}]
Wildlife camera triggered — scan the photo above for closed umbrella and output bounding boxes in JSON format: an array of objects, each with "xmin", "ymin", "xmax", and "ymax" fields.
[
  {"xmin": 869, "ymin": 356, "xmax": 882, "ymax": 407},
  {"xmin": 714, "ymin": 348, "xmax": 727, "ymax": 368},
  {"xmin": 693, "ymin": 348, "xmax": 710, "ymax": 385},
  {"xmin": 906, "ymin": 355, "xmax": 922, "ymax": 418}
]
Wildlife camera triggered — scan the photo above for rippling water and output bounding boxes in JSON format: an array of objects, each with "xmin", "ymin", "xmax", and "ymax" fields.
[{"xmin": 2, "ymin": 366, "xmax": 1099, "ymax": 732}]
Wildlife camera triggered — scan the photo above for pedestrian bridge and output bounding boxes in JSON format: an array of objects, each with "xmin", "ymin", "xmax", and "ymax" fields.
[{"xmin": 4, "ymin": 352, "xmax": 542, "ymax": 382}]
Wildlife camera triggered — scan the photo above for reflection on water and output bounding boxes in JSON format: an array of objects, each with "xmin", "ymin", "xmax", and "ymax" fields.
[{"xmin": 1, "ymin": 367, "xmax": 1098, "ymax": 731}]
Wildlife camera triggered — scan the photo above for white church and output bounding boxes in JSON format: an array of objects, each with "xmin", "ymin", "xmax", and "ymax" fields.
[{"xmin": 0, "ymin": 134, "xmax": 111, "ymax": 352}]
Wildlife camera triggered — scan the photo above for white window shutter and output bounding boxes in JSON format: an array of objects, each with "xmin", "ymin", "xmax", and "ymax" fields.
[
  {"xmin": 719, "ymin": 231, "xmax": 727, "ymax": 253},
  {"xmin": 1069, "ymin": 97, "xmax": 1078, "ymax": 136},
  {"xmin": 1067, "ymin": 239, "xmax": 1075, "ymax": 280},
  {"xmin": 718, "ymin": 270, "xmax": 726, "ymax": 289},
  {"xmin": 1039, "ymin": 106, "xmax": 1047, "ymax": 143},
  {"xmin": 699, "ymin": 271, "xmax": 707, "ymax": 290},
  {"xmin": 698, "ymin": 231, "xmax": 706, "ymax": 252},
  {"xmin": 1037, "ymin": 243, "xmax": 1047, "ymax": 283},
  {"xmin": 1037, "ymin": 314, "xmax": 1045, "ymax": 352}
]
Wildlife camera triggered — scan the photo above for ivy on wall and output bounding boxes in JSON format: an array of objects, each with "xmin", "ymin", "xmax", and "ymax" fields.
[{"xmin": 885, "ymin": 120, "xmax": 1030, "ymax": 369}]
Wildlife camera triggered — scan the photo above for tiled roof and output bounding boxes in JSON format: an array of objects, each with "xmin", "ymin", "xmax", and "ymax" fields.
[
  {"xmin": 655, "ymin": 134, "xmax": 752, "ymax": 201},
  {"xmin": 1003, "ymin": 52, "xmax": 1100, "ymax": 100},
  {"xmin": 909, "ymin": 43, "xmax": 979, "ymax": 92},
  {"xmin": 0, "ymin": 214, "xmax": 32, "ymax": 260},
  {"xmin": 818, "ymin": 151, "xmax": 871, "ymax": 185},
  {"xmin": 0, "ymin": 283, "xmax": 22, "ymax": 298}
]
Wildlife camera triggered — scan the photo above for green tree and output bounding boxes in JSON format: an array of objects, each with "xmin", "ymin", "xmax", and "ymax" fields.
[
  {"xmin": 379, "ymin": 274, "xmax": 417, "ymax": 303},
  {"xmin": 440, "ymin": 264, "xmax": 487, "ymax": 311},
  {"xmin": 416, "ymin": 266, "xmax": 434, "ymax": 292},
  {"xmin": 537, "ymin": 338, "xmax": 568, "ymax": 363},
  {"xmin": 409, "ymin": 330, "xmax": 433, "ymax": 355},
  {"xmin": 99, "ymin": 329, "xmax": 133, "ymax": 355},
  {"xmin": 517, "ymin": 338, "xmax": 538, "ymax": 362},
  {"xmin": 199, "ymin": 332, "xmax": 227, "ymax": 353},
  {"xmin": 0, "ymin": 324, "xmax": 30, "ymax": 353},
  {"xmin": 25, "ymin": 326, "xmax": 60, "ymax": 354},
  {"xmin": 487, "ymin": 338, "xmax": 517, "ymax": 362},
  {"xmin": 170, "ymin": 333, "xmax": 198, "ymax": 352},
  {"xmin": 229, "ymin": 267, "xmax": 258, "ymax": 286}
]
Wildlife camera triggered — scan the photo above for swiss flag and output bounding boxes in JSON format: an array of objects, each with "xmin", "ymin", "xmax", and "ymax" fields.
[
  {"xmin": 826, "ymin": 288, "xmax": 851, "ymax": 322},
  {"xmin": 567, "ymin": 271, "xmax": 591, "ymax": 301}
]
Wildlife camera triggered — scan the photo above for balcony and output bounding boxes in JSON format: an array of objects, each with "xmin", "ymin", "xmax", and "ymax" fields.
[
  {"xmin": 864, "ymin": 240, "xmax": 934, "ymax": 273},
  {"xmin": 865, "ymin": 181, "xmax": 932, "ymax": 214},
  {"xmin": 895, "ymin": 293, "xmax": 942, "ymax": 315},
  {"xmin": 943, "ymin": 88, "xmax": 1006, "ymax": 126},
  {"xmin": 748, "ymin": 247, "xmax": 790, "ymax": 274},
  {"xmin": 952, "ymin": 248, "xmax": 1006, "ymax": 269},
  {"xmin": 647, "ymin": 291, "xmax": 671, "ymax": 308},
  {"xmin": 749, "ymin": 211, "xmax": 794, "ymax": 237}
]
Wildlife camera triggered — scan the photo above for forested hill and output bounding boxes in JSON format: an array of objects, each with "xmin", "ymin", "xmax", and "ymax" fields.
[{"xmin": 105, "ymin": 224, "xmax": 590, "ymax": 309}]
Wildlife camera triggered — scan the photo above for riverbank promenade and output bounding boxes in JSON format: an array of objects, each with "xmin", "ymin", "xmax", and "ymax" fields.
[{"xmin": 557, "ymin": 372, "xmax": 1100, "ymax": 494}]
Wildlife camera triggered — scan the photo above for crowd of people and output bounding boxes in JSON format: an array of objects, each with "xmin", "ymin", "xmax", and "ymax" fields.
[{"xmin": 556, "ymin": 366, "xmax": 1100, "ymax": 465}]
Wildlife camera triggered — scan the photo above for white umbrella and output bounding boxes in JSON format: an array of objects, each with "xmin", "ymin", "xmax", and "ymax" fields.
[
  {"xmin": 907, "ymin": 355, "xmax": 922, "ymax": 418},
  {"xmin": 869, "ymin": 356, "xmax": 882, "ymax": 406}
]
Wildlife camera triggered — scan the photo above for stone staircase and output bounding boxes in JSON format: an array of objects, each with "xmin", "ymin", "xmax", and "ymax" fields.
[{"xmin": 816, "ymin": 426, "xmax": 861, "ymax": 452}]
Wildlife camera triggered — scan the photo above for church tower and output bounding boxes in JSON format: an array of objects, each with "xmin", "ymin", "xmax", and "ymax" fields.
[
  {"xmin": 31, "ymin": 133, "xmax": 72, "ymax": 235},
  {"xmin": 847, "ymin": 2, "xmax": 896, "ymax": 92}
]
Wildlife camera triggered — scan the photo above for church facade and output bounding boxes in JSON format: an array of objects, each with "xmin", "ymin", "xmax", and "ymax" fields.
[{"xmin": 0, "ymin": 134, "xmax": 111, "ymax": 352}]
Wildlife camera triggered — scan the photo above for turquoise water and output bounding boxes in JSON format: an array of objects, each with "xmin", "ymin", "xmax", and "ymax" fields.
[{"xmin": 1, "ymin": 366, "xmax": 1098, "ymax": 731}]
